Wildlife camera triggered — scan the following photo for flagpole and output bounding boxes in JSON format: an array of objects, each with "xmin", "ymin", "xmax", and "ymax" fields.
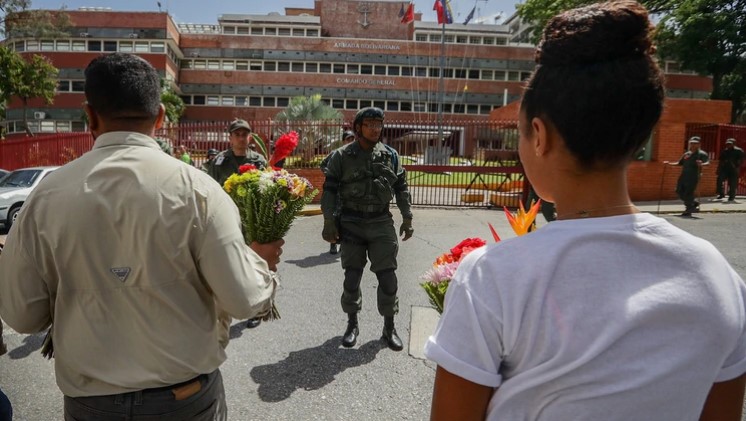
[{"xmin": 437, "ymin": 18, "xmax": 445, "ymax": 146}]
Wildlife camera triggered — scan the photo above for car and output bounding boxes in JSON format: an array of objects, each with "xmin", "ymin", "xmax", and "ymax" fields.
[
  {"xmin": 0, "ymin": 166, "xmax": 60, "ymax": 228},
  {"xmin": 0, "ymin": 169, "xmax": 9, "ymax": 181}
]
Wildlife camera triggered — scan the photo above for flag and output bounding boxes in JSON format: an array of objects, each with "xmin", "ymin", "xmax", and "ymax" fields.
[
  {"xmin": 433, "ymin": 0, "xmax": 452, "ymax": 24},
  {"xmin": 463, "ymin": 5, "xmax": 475, "ymax": 25},
  {"xmin": 401, "ymin": 2, "xmax": 415, "ymax": 24},
  {"xmin": 398, "ymin": 2, "xmax": 405, "ymax": 18}
]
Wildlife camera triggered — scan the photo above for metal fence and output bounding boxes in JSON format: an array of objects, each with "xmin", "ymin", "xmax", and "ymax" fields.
[{"xmin": 0, "ymin": 119, "xmax": 527, "ymax": 208}]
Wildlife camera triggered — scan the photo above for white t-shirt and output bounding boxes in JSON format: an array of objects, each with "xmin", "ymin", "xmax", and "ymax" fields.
[{"xmin": 425, "ymin": 213, "xmax": 746, "ymax": 420}]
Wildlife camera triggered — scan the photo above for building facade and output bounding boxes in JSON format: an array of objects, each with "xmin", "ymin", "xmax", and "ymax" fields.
[{"xmin": 3, "ymin": 0, "xmax": 713, "ymax": 136}]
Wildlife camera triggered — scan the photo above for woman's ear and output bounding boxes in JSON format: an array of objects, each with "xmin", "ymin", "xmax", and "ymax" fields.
[{"xmin": 531, "ymin": 117, "xmax": 552, "ymax": 157}]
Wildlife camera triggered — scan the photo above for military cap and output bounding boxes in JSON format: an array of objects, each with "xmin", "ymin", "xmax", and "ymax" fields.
[{"xmin": 228, "ymin": 119, "xmax": 251, "ymax": 133}]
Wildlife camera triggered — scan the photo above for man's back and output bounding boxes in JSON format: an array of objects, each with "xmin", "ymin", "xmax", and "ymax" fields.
[{"xmin": 0, "ymin": 132, "xmax": 273, "ymax": 397}]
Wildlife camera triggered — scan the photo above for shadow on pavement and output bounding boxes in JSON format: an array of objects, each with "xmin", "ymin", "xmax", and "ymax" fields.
[
  {"xmin": 8, "ymin": 332, "xmax": 44, "ymax": 360},
  {"xmin": 284, "ymin": 252, "xmax": 339, "ymax": 268},
  {"xmin": 250, "ymin": 337, "xmax": 386, "ymax": 402}
]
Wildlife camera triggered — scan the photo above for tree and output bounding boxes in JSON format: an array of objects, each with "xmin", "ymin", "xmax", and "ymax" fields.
[
  {"xmin": 0, "ymin": 46, "xmax": 59, "ymax": 136},
  {"xmin": 517, "ymin": 0, "xmax": 746, "ymax": 122},
  {"xmin": 161, "ymin": 88, "xmax": 185, "ymax": 124},
  {"xmin": 274, "ymin": 94, "xmax": 343, "ymax": 163},
  {"xmin": 1, "ymin": 0, "xmax": 71, "ymax": 38}
]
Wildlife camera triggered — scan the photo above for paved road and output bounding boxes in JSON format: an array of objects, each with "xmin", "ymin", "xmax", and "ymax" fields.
[{"xmin": 1, "ymin": 209, "xmax": 745, "ymax": 420}]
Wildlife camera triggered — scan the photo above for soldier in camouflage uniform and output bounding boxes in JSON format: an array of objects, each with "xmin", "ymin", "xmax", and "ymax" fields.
[
  {"xmin": 667, "ymin": 136, "xmax": 709, "ymax": 216},
  {"xmin": 320, "ymin": 107, "xmax": 414, "ymax": 351},
  {"xmin": 208, "ymin": 119, "xmax": 267, "ymax": 186},
  {"xmin": 208, "ymin": 119, "xmax": 267, "ymax": 329}
]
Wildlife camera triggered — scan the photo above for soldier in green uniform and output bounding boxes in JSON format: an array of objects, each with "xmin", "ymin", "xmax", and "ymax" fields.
[
  {"xmin": 208, "ymin": 119, "xmax": 267, "ymax": 329},
  {"xmin": 208, "ymin": 119, "xmax": 267, "ymax": 186},
  {"xmin": 667, "ymin": 136, "xmax": 709, "ymax": 216},
  {"xmin": 716, "ymin": 138, "xmax": 744, "ymax": 202},
  {"xmin": 321, "ymin": 107, "xmax": 413, "ymax": 351}
]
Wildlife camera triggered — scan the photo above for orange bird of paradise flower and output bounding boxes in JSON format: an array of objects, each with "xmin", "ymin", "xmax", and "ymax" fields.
[{"xmin": 487, "ymin": 200, "xmax": 542, "ymax": 241}]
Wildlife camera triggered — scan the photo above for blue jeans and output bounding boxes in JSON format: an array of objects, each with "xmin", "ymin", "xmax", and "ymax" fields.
[
  {"xmin": 0, "ymin": 388, "xmax": 11, "ymax": 421},
  {"xmin": 63, "ymin": 370, "xmax": 225, "ymax": 421}
]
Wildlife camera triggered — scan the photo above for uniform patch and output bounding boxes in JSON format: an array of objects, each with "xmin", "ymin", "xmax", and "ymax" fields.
[{"xmin": 110, "ymin": 267, "xmax": 131, "ymax": 283}]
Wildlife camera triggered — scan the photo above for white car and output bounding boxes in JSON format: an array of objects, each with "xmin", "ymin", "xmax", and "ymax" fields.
[{"xmin": 0, "ymin": 166, "xmax": 60, "ymax": 228}]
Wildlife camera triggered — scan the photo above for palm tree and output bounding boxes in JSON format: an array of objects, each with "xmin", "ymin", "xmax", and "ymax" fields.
[{"xmin": 274, "ymin": 94, "xmax": 343, "ymax": 165}]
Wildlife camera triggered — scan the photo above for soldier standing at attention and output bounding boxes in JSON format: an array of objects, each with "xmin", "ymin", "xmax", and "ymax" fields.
[
  {"xmin": 321, "ymin": 107, "xmax": 414, "ymax": 351},
  {"xmin": 716, "ymin": 138, "xmax": 744, "ymax": 202},
  {"xmin": 666, "ymin": 136, "xmax": 709, "ymax": 216},
  {"xmin": 209, "ymin": 119, "xmax": 268, "ymax": 329}
]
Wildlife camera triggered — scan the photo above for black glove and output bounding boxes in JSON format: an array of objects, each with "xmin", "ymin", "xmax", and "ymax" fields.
[
  {"xmin": 399, "ymin": 218, "xmax": 413, "ymax": 241},
  {"xmin": 322, "ymin": 218, "xmax": 339, "ymax": 243}
]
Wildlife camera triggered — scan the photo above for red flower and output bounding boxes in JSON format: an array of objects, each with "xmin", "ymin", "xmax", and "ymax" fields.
[
  {"xmin": 269, "ymin": 131, "xmax": 299, "ymax": 167},
  {"xmin": 239, "ymin": 164, "xmax": 256, "ymax": 174},
  {"xmin": 449, "ymin": 237, "xmax": 487, "ymax": 262}
]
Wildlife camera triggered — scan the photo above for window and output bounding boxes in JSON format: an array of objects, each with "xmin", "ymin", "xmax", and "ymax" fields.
[
  {"xmin": 494, "ymin": 71, "xmax": 506, "ymax": 80},
  {"xmin": 468, "ymin": 70, "xmax": 480, "ymax": 79},
  {"xmin": 40, "ymin": 121, "xmax": 56, "ymax": 133},
  {"xmin": 415, "ymin": 34, "xmax": 427, "ymax": 42},
  {"xmin": 103, "ymin": 41, "xmax": 117, "ymax": 52},
  {"xmin": 414, "ymin": 102, "xmax": 426, "ymax": 112},
  {"xmin": 27, "ymin": 40, "xmax": 39, "ymax": 51},
  {"xmin": 223, "ymin": 26, "xmax": 236, "ymax": 34},
  {"xmin": 135, "ymin": 42, "xmax": 149, "ymax": 53},
  {"xmin": 292, "ymin": 28, "xmax": 304, "ymax": 36},
  {"xmin": 206, "ymin": 96, "xmax": 220, "ymax": 105},
  {"xmin": 265, "ymin": 28, "xmax": 276, "ymax": 35},
  {"xmin": 237, "ymin": 27, "xmax": 249, "ymax": 35},
  {"xmin": 305, "ymin": 63, "xmax": 318, "ymax": 72},
  {"xmin": 263, "ymin": 97, "xmax": 276, "ymax": 107},
  {"xmin": 348, "ymin": 64, "xmax": 359, "ymax": 74},
  {"xmin": 319, "ymin": 63, "xmax": 331, "ymax": 73},
  {"xmin": 56, "ymin": 121, "xmax": 71, "ymax": 132},
  {"xmin": 194, "ymin": 60, "xmax": 207, "ymax": 69},
  {"xmin": 454, "ymin": 69, "xmax": 466, "ymax": 79},
  {"xmin": 345, "ymin": 99, "xmax": 358, "ymax": 109},
  {"xmin": 181, "ymin": 95, "xmax": 192, "ymax": 104},
  {"xmin": 374, "ymin": 65, "xmax": 386, "ymax": 75},
  {"xmin": 222, "ymin": 97, "xmax": 234, "ymax": 106},
  {"xmin": 277, "ymin": 97, "xmax": 289, "ymax": 107},
  {"xmin": 150, "ymin": 42, "xmax": 165, "ymax": 53},
  {"xmin": 57, "ymin": 80, "xmax": 70, "ymax": 92},
  {"xmin": 508, "ymin": 71, "xmax": 520, "ymax": 81},
  {"xmin": 521, "ymin": 71, "xmax": 532, "ymax": 81},
  {"xmin": 193, "ymin": 95, "xmax": 206, "ymax": 105},
  {"xmin": 72, "ymin": 121, "xmax": 86, "ymax": 132},
  {"xmin": 480, "ymin": 105, "xmax": 492, "ymax": 114},
  {"xmin": 401, "ymin": 66, "xmax": 412, "ymax": 76},
  {"xmin": 387, "ymin": 66, "xmax": 400, "ymax": 76},
  {"xmin": 482, "ymin": 70, "xmax": 493, "ymax": 80},
  {"xmin": 400, "ymin": 102, "xmax": 412, "ymax": 112},
  {"xmin": 249, "ymin": 97, "xmax": 261, "ymax": 106},
  {"xmin": 71, "ymin": 81, "xmax": 86, "ymax": 92},
  {"xmin": 332, "ymin": 99, "xmax": 344, "ymax": 109},
  {"xmin": 208, "ymin": 60, "xmax": 220, "ymax": 70},
  {"xmin": 443, "ymin": 104, "xmax": 453, "ymax": 113},
  {"xmin": 415, "ymin": 67, "xmax": 427, "ymax": 77},
  {"xmin": 118, "ymin": 41, "xmax": 132, "ymax": 52},
  {"xmin": 41, "ymin": 40, "xmax": 54, "ymax": 51},
  {"xmin": 467, "ymin": 105, "xmax": 479, "ymax": 114},
  {"xmin": 453, "ymin": 104, "xmax": 465, "ymax": 113},
  {"xmin": 264, "ymin": 62, "xmax": 276, "ymax": 71},
  {"xmin": 360, "ymin": 65, "xmax": 372, "ymax": 75},
  {"xmin": 251, "ymin": 27, "xmax": 263, "ymax": 35},
  {"xmin": 278, "ymin": 62, "xmax": 290, "ymax": 72},
  {"xmin": 386, "ymin": 102, "xmax": 399, "ymax": 111},
  {"xmin": 292, "ymin": 63, "xmax": 304, "ymax": 72},
  {"xmin": 14, "ymin": 41, "xmax": 25, "ymax": 51},
  {"xmin": 235, "ymin": 96, "xmax": 247, "ymax": 106},
  {"xmin": 443, "ymin": 35, "xmax": 454, "ymax": 43},
  {"xmin": 443, "ymin": 68, "xmax": 454, "ymax": 78},
  {"xmin": 359, "ymin": 100, "xmax": 372, "ymax": 108},
  {"xmin": 430, "ymin": 34, "xmax": 441, "ymax": 42},
  {"xmin": 87, "ymin": 40, "xmax": 102, "ymax": 51},
  {"xmin": 429, "ymin": 68, "xmax": 440, "ymax": 78},
  {"xmin": 248, "ymin": 61, "xmax": 261, "ymax": 71},
  {"xmin": 333, "ymin": 64, "xmax": 345, "ymax": 74},
  {"xmin": 469, "ymin": 37, "xmax": 481, "ymax": 44},
  {"xmin": 483, "ymin": 37, "xmax": 495, "ymax": 45},
  {"xmin": 278, "ymin": 28, "xmax": 291, "ymax": 36},
  {"xmin": 307, "ymin": 29, "xmax": 318, "ymax": 37},
  {"xmin": 373, "ymin": 100, "xmax": 385, "ymax": 109}
]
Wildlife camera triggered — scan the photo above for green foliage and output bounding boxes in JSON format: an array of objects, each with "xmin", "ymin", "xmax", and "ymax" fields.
[
  {"xmin": 1, "ymin": 1, "xmax": 71, "ymax": 38},
  {"xmin": 160, "ymin": 88, "xmax": 185, "ymax": 124},
  {"xmin": 0, "ymin": 46, "xmax": 58, "ymax": 133},
  {"xmin": 517, "ymin": 0, "xmax": 746, "ymax": 122},
  {"xmin": 274, "ymin": 94, "xmax": 343, "ymax": 164}
]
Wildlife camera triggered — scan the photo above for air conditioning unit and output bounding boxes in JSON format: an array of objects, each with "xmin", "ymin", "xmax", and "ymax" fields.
[
  {"xmin": 128, "ymin": 33, "xmax": 138, "ymax": 39},
  {"xmin": 33, "ymin": 111, "xmax": 46, "ymax": 120},
  {"xmin": 79, "ymin": 32, "xmax": 89, "ymax": 37}
]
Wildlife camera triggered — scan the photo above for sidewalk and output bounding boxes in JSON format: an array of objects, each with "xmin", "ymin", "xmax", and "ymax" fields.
[{"xmin": 299, "ymin": 196, "xmax": 746, "ymax": 217}]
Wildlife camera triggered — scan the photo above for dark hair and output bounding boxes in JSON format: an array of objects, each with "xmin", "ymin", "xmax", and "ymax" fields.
[
  {"xmin": 520, "ymin": 0, "xmax": 664, "ymax": 168},
  {"xmin": 84, "ymin": 53, "xmax": 161, "ymax": 121}
]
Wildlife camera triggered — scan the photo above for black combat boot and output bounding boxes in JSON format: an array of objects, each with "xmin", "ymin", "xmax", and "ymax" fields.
[
  {"xmin": 342, "ymin": 313, "xmax": 359, "ymax": 348},
  {"xmin": 382, "ymin": 316, "xmax": 403, "ymax": 351}
]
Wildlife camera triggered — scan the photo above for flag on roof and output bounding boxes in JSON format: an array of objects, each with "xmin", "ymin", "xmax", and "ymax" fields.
[
  {"xmin": 401, "ymin": 2, "xmax": 415, "ymax": 24},
  {"xmin": 463, "ymin": 5, "xmax": 476, "ymax": 25},
  {"xmin": 399, "ymin": 2, "xmax": 406, "ymax": 18},
  {"xmin": 433, "ymin": 0, "xmax": 452, "ymax": 24}
]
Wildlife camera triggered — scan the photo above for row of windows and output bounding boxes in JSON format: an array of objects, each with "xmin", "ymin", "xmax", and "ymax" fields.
[
  {"xmin": 180, "ymin": 95, "xmax": 499, "ymax": 115},
  {"xmin": 181, "ymin": 59, "xmax": 532, "ymax": 81},
  {"xmin": 5, "ymin": 120, "xmax": 85, "ymax": 134},
  {"xmin": 57, "ymin": 80, "xmax": 85, "ymax": 93},
  {"xmin": 15, "ymin": 39, "xmax": 167, "ymax": 54},
  {"xmin": 221, "ymin": 26, "xmax": 320, "ymax": 37},
  {"xmin": 414, "ymin": 32, "xmax": 509, "ymax": 46}
]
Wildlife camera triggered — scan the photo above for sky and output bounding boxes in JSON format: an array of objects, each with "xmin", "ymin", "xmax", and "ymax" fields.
[{"xmin": 31, "ymin": 0, "xmax": 522, "ymax": 25}]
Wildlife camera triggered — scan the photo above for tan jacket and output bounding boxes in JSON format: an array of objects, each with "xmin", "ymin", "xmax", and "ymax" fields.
[{"xmin": 0, "ymin": 131, "xmax": 275, "ymax": 397}]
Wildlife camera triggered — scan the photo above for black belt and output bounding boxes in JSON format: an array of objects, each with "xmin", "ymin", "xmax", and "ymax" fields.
[{"xmin": 341, "ymin": 208, "xmax": 390, "ymax": 219}]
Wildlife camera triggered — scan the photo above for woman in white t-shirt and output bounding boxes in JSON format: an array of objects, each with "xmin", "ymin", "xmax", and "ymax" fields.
[{"xmin": 424, "ymin": 1, "xmax": 746, "ymax": 420}]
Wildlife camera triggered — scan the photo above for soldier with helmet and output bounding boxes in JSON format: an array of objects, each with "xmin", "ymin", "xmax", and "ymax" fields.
[
  {"xmin": 320, "ymin": 107, "xmax": 413, "ymax": 351},
  {"xmin": 201, "ymin": 148, "xmax": 219, "ymax": 173}
]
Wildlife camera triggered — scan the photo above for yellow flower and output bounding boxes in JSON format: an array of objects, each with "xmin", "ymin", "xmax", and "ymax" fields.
[
  {"xmin": 503, "ymin": 200, "xmax": 541, "ymax": 236},
  {"xmin": 236, "ymin": 185, "xmax": 247, "ymax": 197}
]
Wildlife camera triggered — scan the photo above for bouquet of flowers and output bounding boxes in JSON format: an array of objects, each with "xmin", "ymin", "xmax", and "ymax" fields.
[
  {"xmin": 223, "ymin": 164, "xmax": 318, "ymax": 320},
  {"xmin": 420, "ymin": 200, "xmax": 541, "ymax": 314}
]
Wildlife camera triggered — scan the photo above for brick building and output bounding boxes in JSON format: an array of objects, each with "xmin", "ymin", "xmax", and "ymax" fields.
[{"xmin": 2, "ymin": 0, "xmax": 713, "ymax": 140}]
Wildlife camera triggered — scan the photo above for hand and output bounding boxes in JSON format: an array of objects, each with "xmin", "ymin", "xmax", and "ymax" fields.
[
  {"xmin": 399, "ymin": 218, "xmax": 413, "ymax": 241},
  {"xmin": 250, "ymin": 239, "xmax": 285, "ymax": 272},
  {"xmin": 322, "ymin": 218, "xmax": 339, "ymax": 243}
]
